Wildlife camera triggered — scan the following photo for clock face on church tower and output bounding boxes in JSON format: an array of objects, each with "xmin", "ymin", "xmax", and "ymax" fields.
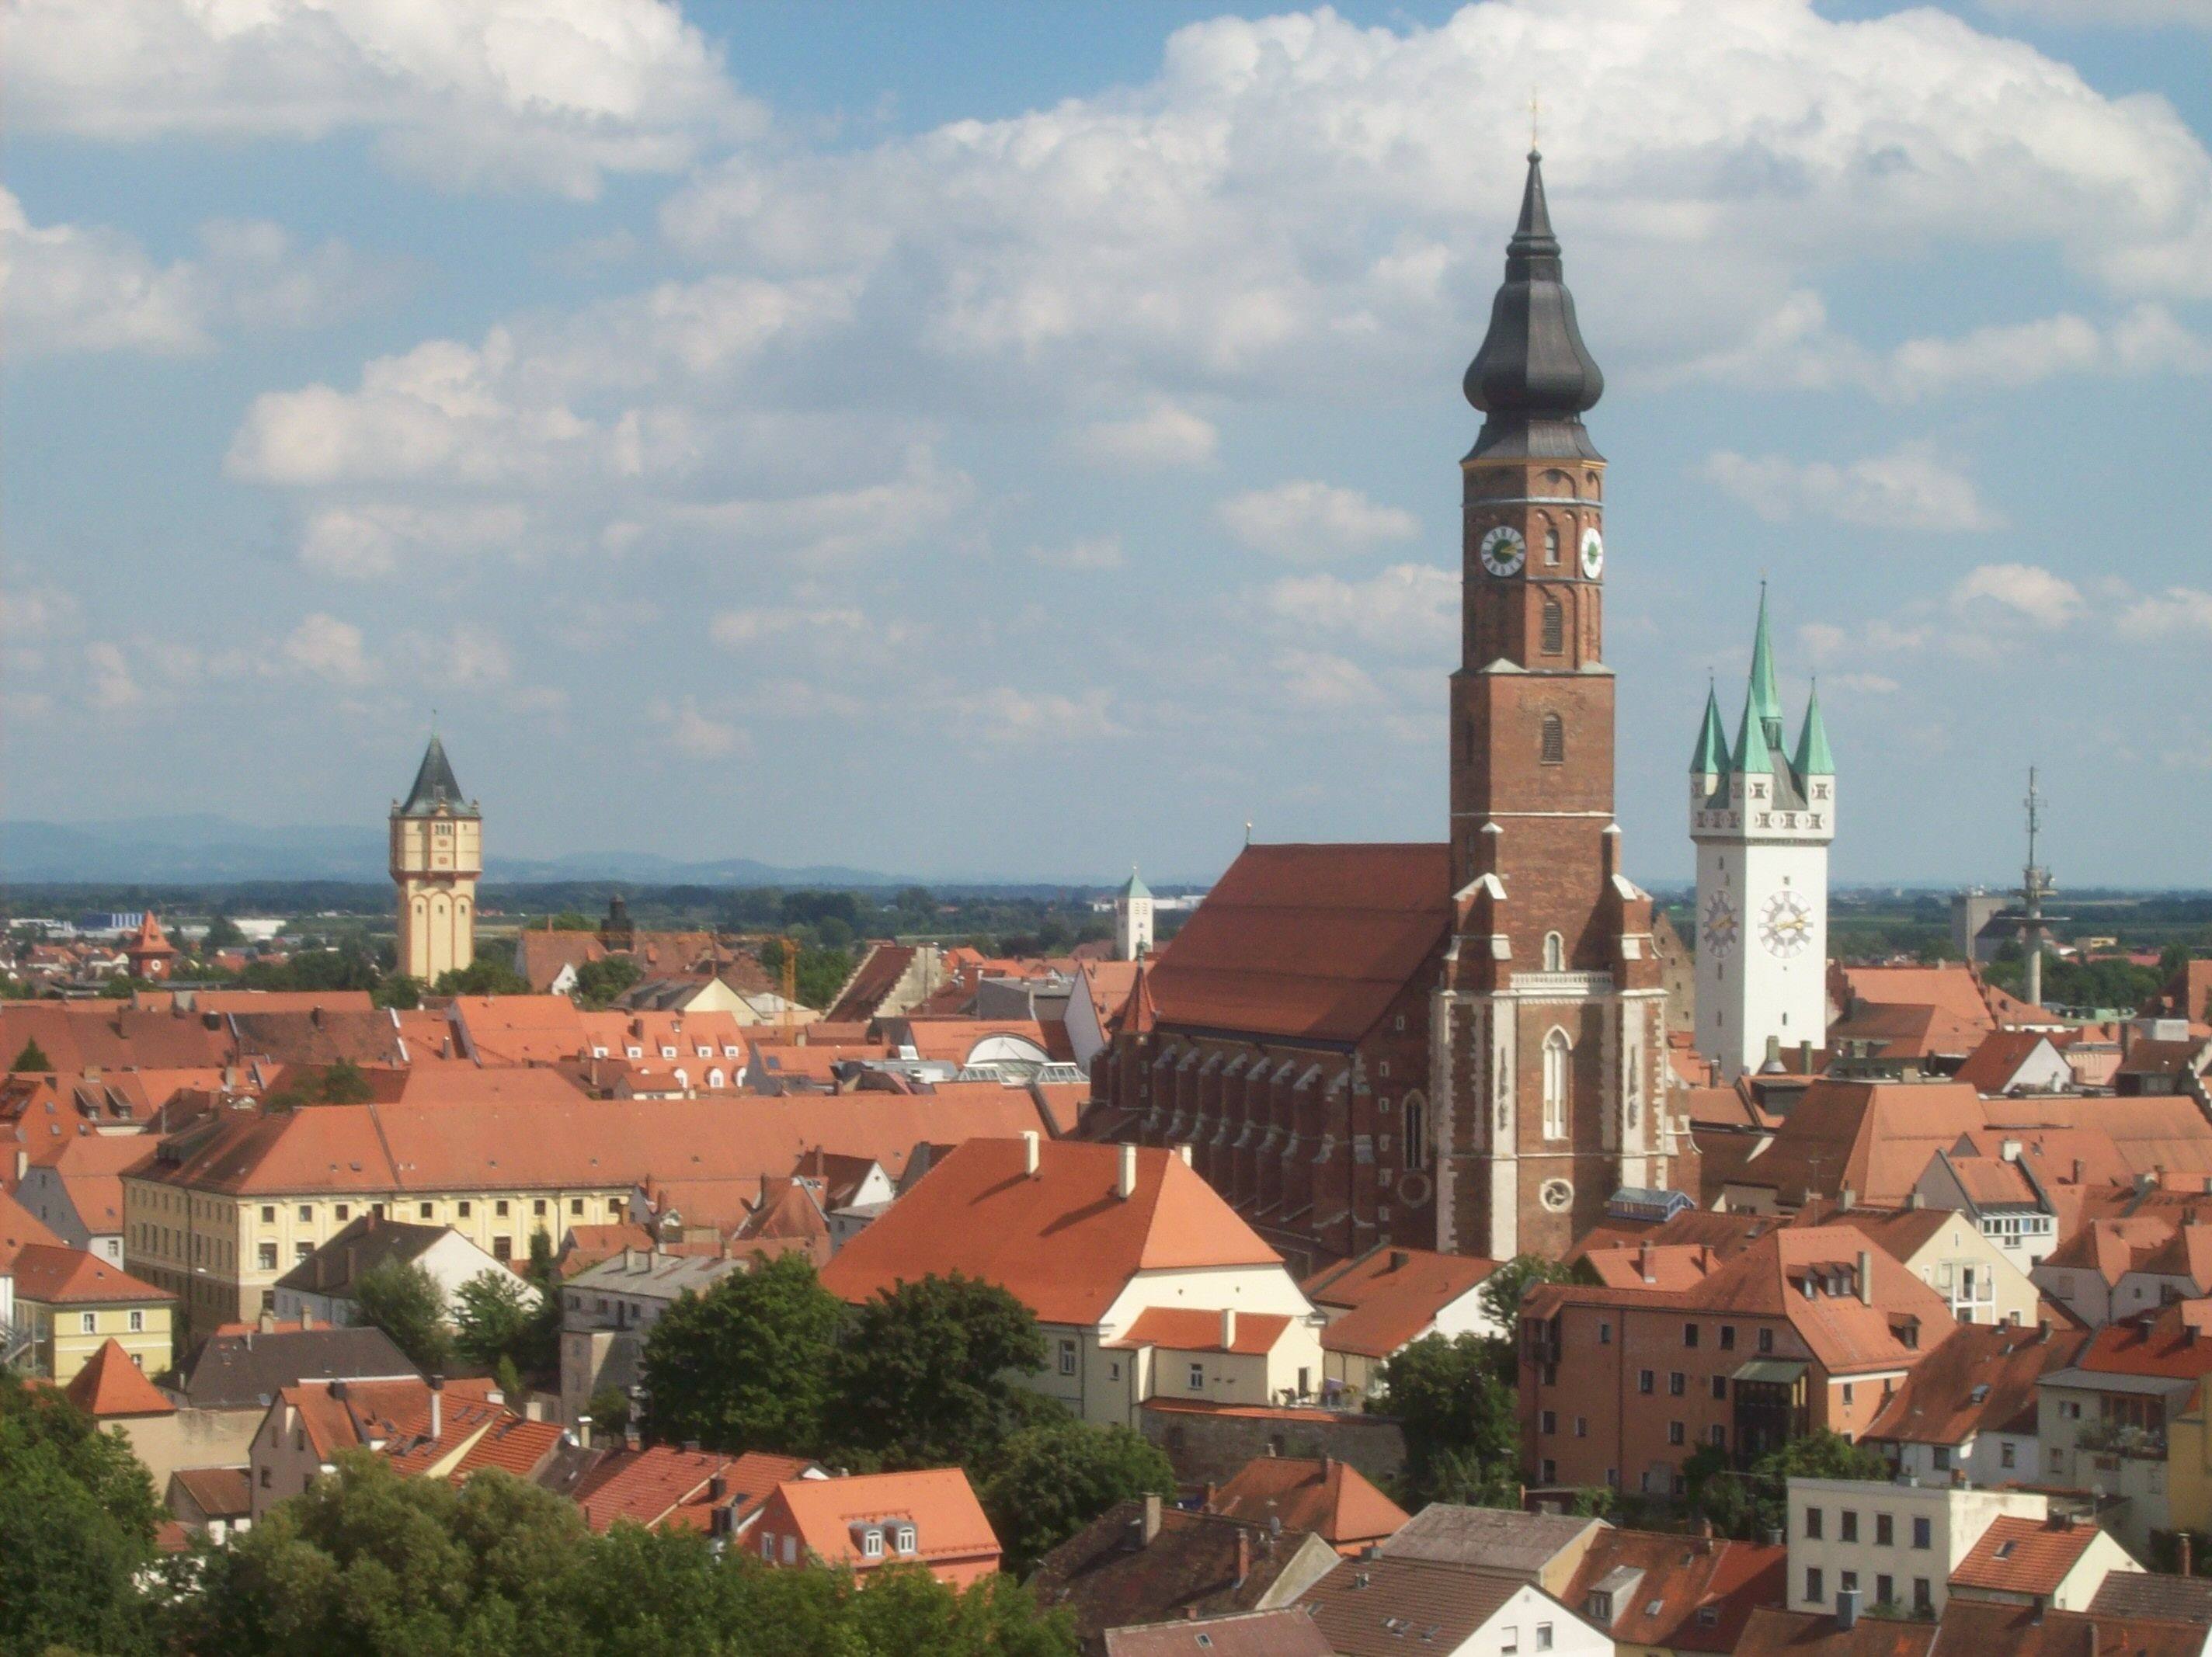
[
  {"xmin": 1759, "ymin": 891, "xmax": 1815, "ymax": 959},
  {"xmin": 1700, "ymin": 891, "xmax": 1738, "ymax": 957},
  {"xmin": 1478, "ymin": 524, "xmax": 1526, "ymax": 577},
  {"xmin": 1579, "ymin": 526, "xmax": 1605, "ymax": 578}
]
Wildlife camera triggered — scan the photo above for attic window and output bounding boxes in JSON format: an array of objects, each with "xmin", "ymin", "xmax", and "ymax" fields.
[
  {"xmin": 1697, "ymin": 1609, "xmax": 1720, "ymax": 1627},
  {"xmin": 1969, "ymin": 1384, "xmax": 1990, "ymax": 1404},
  {"xmin": 1994, "ymin": 1541, "xmax": 2016, "ymax": 1560}
]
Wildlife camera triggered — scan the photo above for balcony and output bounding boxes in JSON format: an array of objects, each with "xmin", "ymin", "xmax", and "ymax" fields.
[
  {"xmin": 1509, "ymin": 971, "xmax": 1616, "ymax": 997},
  {"xmin": 2075, "ymin": 1419, "xmax": 2166, "ymax": 1459}
]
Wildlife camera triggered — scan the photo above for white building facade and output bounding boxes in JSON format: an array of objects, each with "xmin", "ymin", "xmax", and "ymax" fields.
[{"xmin": 1691, "ymin": 592, "xmax": 1835, "ymax": 1081}]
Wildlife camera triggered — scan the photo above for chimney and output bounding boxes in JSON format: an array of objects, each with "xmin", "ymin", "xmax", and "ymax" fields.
[
  {"xmin": 578, "ymin": 1414, "xmax": 593, "ymax": 1450},
  {"xmin": 1389, "ymin": 1250, "xmax": 1410, "ymax": 1272},
  {"xmin": 1640, "ymin": 1242, "xmax": 1657, "ymax": 1284},
  {"xmin": 257, "ymin": 1308, "xmax": 276, "ymax": 1334},
  {"xmin": 2182, "ymin": 1534, "xmax": 2193, "ymax": 1579},
  {"xmin": 1235, "ymin": 1527, "xmax": 1252, "ymax": 1583},
  {"xmin": 1178, "ymin": 1145, "xmax": 1193, "ymax": 1167},
  {"xmin": 1907, "ymin": 1190, "xmax": 1924, "ymax": 1210},
  {"xmin": 708, "ymin": 1474, "xmax": 728, "ymax": 1502},
  {"xmin": 2073, "ymin": 1159, "xmax": 2085, "ymax": 1184},
  {"xmin": 1022, "ymin": 1131, "xmax": 1040, "ymax": 1176},
  {"xmin": 1222, "ymin": 1307, "xmax": 1237, "ymax": 1348},
  {"xmin": 1858, "ymin": 1251, "xmax": 1874, "ymax": 1305},
  {"xmin": 1117, "ymin": 1142, "xmax": 1138, "ymax": 1200},
  {"xmin": 428, "ymin": 1374, "xmax": 444, "ymax": 1441},
  {"xmin": 624, "ymin": 1423, "xmax": 642, "ymax": 1453},
  {"xmin": 1141, "ymin": 1494, "xmax": 1163, "ymax": 1545},
  {"xmin": 1838, "ymin": 1186, "xmax": 1856, "ymax": 1212},
  {"xmin": 1800, "ymin": 1040, "xmax": 1814, "ymax": 1072},
  {"xmin": 2002, "ymin": 1139, "xmax": 2022, "ymax": 1162},
  {"xmin": 1835, "ymin": 1589, "xmax": 1861, "ymax": 1631},
  {"xmin": 2089, "ymin": 1624, "xmax": 2099, "ymax": 1657},
  {"xmin": 300, "ymin": 1306, "xmax": 315, "ymax": 1332},
  {"xmin": 11, "ymin": 1149, "xmax": 23, "ymax": 1183}
]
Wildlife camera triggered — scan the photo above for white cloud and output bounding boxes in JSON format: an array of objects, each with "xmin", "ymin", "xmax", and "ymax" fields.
[
  {"xmin": 1217, "ymin": 481, "xmax": 1419, "ymax": 563},
  {"xmin": 708, "ymin": 606, "xmax": 870, "ymax": 645},
  {"xmin": 9, "ymin": 0, "xmax": 759, "ymax": 199},
  {"xmin": 1076, "ymin": 403, "xmax": 1219, "ymax": 470},
  {"xmin": 1952, "ymin": 563, "xmax": 2083, "ymax": 627},
  {"xmin": 280, "ymin": 613, "xmax": 374, "ymax": 686},
  {"xmin": 2118, "ymin": 586, "xmax": 2212, "ymax": 641},
  {"xmin": 0, "ymin": 584, "xmax": 80, "ymax": 637},
  {"xmin": 84, "ymin": 641, "xmax": 140, "ymax": 710},
  {"xmin": 300, "ymin": 503, "xmax": 530, "ymax": 578},
  {"xmin": 1257, "ymin": 564, "xmax": 1456, "ymax": 652},
  {"xmin": 0, "ymin": 189, "xmax": 399, "ymax": 356},
  {"xmin": 1275, "ymin": 649, "xmax": 1385, "ymax": 712},
  {"xmin": 655, "ymin": 698, "xmax": 746, "ymax": 757},
  {"xmin": 1825, "ymin": 672, "xmax": 1900, "ymax": 695},
  {"xmin": 948, "ymin": 686, "xmax": 1124, "ymax": 747},
  {"xmin": 1704, "ymin": 445, "xmax": 2002, "ymax": 533},
  {"xmin": 1025, "ymin": 536, "xmax": 1125, "ymax": 572}
]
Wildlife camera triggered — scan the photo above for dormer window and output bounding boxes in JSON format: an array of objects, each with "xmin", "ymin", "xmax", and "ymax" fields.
[
  {"xmin": 861, "ymin": 1529, "xmax": 883, "ymax": 1558},
  {"xmin": 627, "ymin": 1046, "xmax": 642, "ymax": 1058},
  {"xmin": 660, "ymin": 1045, "xmax": 676, "ymax": 1058},
  {"xmin": 896, "ymin": 1525, "xmax": 916, "ymax": 1555}
]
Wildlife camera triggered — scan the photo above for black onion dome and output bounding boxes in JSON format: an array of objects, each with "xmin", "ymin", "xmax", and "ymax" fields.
[{"xmin": 1464, "ymin": 151, "xmax": 1605, "ymax": 460}]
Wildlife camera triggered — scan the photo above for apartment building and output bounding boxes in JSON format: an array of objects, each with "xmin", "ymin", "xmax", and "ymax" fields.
[{"xmin": 1785, "ymin": 1476, "xmax": 2047, "ymax": 1618}]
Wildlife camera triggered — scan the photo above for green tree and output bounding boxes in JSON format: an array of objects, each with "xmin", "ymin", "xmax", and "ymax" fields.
[
  {"xmin": 203, "ymin": 913, "xmax": 247, "ymax": 950},
  {"xmin": 639, "ymin": 1252, "xmax": 844, "ymax": 1454},
  {"xmin": 433, "ymin": 958, "xmax": 533, "ymax": 997},
  {"xmin": 1368, "ymin": 1332, "xmax": 1520, "ymax": 1509},
  {"xmin": 0, "ymin": 1381, "xmax": 163, "ymax": 1657},
  {"xmin": 370, "ymin": 972, "xmax": 423, "ymax": 1011},
  {"xmin": 979, "ymin": 1421, "xmax": 1175, "ymax": 1575},
  {"xmin": 585, "ymin": 1384, "xmax": 632, "ymax": 1438},
  {"xmin": 454, "ymin": 1269, "xmax": 558, "ymax": 1382},
  {"xmin": 1477, "ymin": 1254, "xmax": 1583, "ymax": 1338},
  {"xmin": 573, "ymin": 955, "xmax": 644, "ymax": 1009},
  {"xmin": 8, "ymin": 1037, "xmax": 53, "ymax": 1072},
  {"xmin": 353, "ymin": 1259, "xmax": 453, "ymax": 1372},
  {"xmin": 1685, "ymin": 1429, "xmax": 1887, "ymax": 1541},
  {"xmin": 319, "ymin": 1057, "xmax": 374, "ymax": 1104},
  {"xmin": 830, "ymin": 1273, "xmax": 1049, "ymax": 1469}
]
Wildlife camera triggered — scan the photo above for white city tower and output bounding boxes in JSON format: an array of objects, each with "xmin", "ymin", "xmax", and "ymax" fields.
[{"xmin": 1690, "ymin": 590, "xmax": 1835, "ymax": 1080}]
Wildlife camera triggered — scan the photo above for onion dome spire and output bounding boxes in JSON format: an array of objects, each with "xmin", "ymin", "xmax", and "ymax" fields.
[
  {"xmin": 1793, "ymin": 682, "xmax": 1835, "ymax": 778},
  {"xmin": 1464, "ymin": 149, "xmax": 1605, "ymax": 460}
]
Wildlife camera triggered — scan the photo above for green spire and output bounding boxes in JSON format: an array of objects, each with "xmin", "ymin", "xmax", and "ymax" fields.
[
  {"xmin": 1119, "ymin": 866, "xmax": 1152, "ymax": 902},
  {"xmin": 1748, "ymin": 582, "xmax": 1785, "ymax": 732},
  {"xmin": 1793, "ymin": 681, "xmax": 1835, "ymax": 777},
  {"xmin": 1690, "ymin": 683, "xmax": 1728, "ymax": 776},
  {"xmin": 1732, "ymin": 684, "xmax": 1774, "ymax": 774}
]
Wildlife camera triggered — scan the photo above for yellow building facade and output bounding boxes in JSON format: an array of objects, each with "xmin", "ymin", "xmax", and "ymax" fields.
[
  {"xmin": 391, "ymin": 735, "xmax": 481, "ymax": 983},
  {"xmin": 12, "ymin": 1246, "xmax": 176, "ymax": 1384}
]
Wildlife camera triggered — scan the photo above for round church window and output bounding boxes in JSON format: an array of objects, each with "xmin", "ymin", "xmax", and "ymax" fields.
[{"xmin": 1539, "ymin": 1179, "xmax": 1573, "ymax": 1213}]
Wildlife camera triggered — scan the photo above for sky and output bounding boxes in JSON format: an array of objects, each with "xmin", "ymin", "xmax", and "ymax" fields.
[{"xmin": 5, "ymin": 0, "xmax": 2211, "ymax": 888}]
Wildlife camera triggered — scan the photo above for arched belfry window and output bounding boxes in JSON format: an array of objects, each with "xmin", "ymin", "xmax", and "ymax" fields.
[
  {"xmin": 1543, "ymin": 526, "xmax": 1560, "ymax": 565},
  {"xmin": 1542, "ymin": 931, "xmax": 1565, "ymax": 972},
  {"xmin": 1542, "ymin": 1028, "xmax": 1570, "ymax": 1139},
  {"xmin": 1542, "ymin": 596, "xmax": 1565, "ymax": 655},
  {"xmin": 1540, "ymin": 714, "xmax": 1565, "ymax": 766}
]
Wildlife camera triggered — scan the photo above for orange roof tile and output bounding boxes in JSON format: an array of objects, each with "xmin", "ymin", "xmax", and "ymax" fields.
[
  {"xmin": 1561, "ymin": 1530, "xmax": 1788, "ymax": 1654},
  {"xmin": 1206, "ymin": 1455, "xmax": 1407, "ymax": 1549},
  {"xmin": 574, "ymin": 1446, "xmax": 816, "ymax": 1533},
  {"xmin": 1301, "ymin": 1247, "xmax": 1501, "ymax": 1358},
  {"xmin": 765, "ymin": 1468, "xmax": 999, "ymax": 1570},
  {"xmin": 10, "ymin": 1243, "xmax": 170, "ymax": 1305},
  {"xmin": 0, "ymin": 1187, "xmax": 67, "ymax": 1269},
  {"xmin": 1111, "ymin": 1308, "xmax": 1293, "ymax": 1355},
  {"xmin": 64, "ymin": 1339, "xmax": 175, "ymax": 1418},
  {"xmin": 1865, "ymin": 1321, "xmax": 2088, "ymax": 1444},
  {"xmin": 1949, "ymin": 1516, "xmax": 2104, "ymax": 1596},
  {"xmin": 2076, "ymin": 1302, "xmax": 2212, "ymax": 1381},
  {"xmin": 819, "ymin": 1139, "xmax": 1283, "ymax": 1326}
]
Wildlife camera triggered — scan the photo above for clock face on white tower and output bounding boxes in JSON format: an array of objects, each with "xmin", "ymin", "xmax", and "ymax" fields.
[
  {"xmin": 1759, "ymin": 891, "xmax": 1815, "ymax": 959},
  {"xmin": 1701, "ymin": 890, "xmax": 1739, "ymax": 957},
  {"xmin": 1478, "ymin": 524, "xmax": 1527, "ymax": 577}
]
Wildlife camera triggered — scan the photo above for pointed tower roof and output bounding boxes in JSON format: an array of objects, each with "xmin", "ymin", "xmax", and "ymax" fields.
[
  {"xmin": 65, "ymin": 1338, "xmax": 176, "ymax": 1419},
  {"xmin": 1119, "ymin": 867, "xmax": 1153, "ymax": 903},
  {"xmin": 1690, "ymin": 684, "xmax": 1729, "ymax": 776},
  {"xmin": 1464, "ymin": 150, "xmax": 1605, "ymax": 462},
  {"xmin": 398, "ymin": 735, "xmax": 478, "ymax": 819},
  {"xmin": 1733, "ymin": 685, "xmax": 1774, "ymax": 776},
  {"xmin": 1746, "ymin": 585, "xmax": 1782, "ymax": 727},
  {"xmin": 1793, "ymin": 683, "xmax": 1835, "ymax": 777}
]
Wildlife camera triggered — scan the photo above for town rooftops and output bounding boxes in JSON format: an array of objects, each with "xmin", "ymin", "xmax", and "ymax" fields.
[
  {"xmin": 273, "ymin": 1213, "xmax": 450, "ymax": 1298},
  {"xmin": 172, "ymin": 1322, "xmax": 419, "ymax": 1411},
  {"xmin": 1299, "ymin": 1556, "xmax": 1532, "ymax": 1657},
  {"xmin": 169, "ymin": 1466, "xmax": 252, "ymax": 1522},
  {"xmin": 2089, "ymin": 1572, "xmax": 2212, "ymax": 1626},
  {"xmin": 1733, "ymin": 1605, "xmax": 1939, "ymax": 1657},
  {"xmin": 764, "ymin": 1467, "xmax": 998, "ymax": 1571},
  {"xmin": 1378, "ymin": 1504, "xmax": 1599, "ymax": 1575},
  {"xmin": 1866, "ymin": 1320, "xmax": 2087, "ymax": 1445},
  {"xmin": 64, "ymin": 1338, "xmax": 176, "ymax": 1418},
  {"xmin": 1205, "ymin": 1455, "xmax": 1407, "ymax": 1553},
  {"xmin": 1300, "ymin": 1246, "xmax": 1501, "ymax": 1359},
  {"xmin": 1929, "ymin": 1597, "xmax": 2206, "ymax": 1657},
  {"xmin": 1560, "ymin": 1528, "xmax": 1787, "ymax": 1654},
  {"xmin": 10, "ymin": 1243, "xmax": 170, "ymax": 1305},
  {"xmin": 571, "ymin": 1445, "xmax": 819, "ymax": 1534},
  {"xmin": 819, "ymin": 1138, "xmax": 1284, "ymax": 1327},
  {"xmin": 0, "ymin": 1187, "xmax": 66, "ymax": 1268},
  {"xmin": 2069, "ymin": 1302, "xmax": 2212, "ymax": 1383},
  {"xmin": 1103, "ymin": 1607, "xmax": 1333, "ymax": 1657},
  {"xmin": 1949, "ymin": 1515, "xmax": 2109, "ymax": 1597},
  {"xmin": 1141, "ymin": 842, "xmax": 1450, "ymax": 1044}
]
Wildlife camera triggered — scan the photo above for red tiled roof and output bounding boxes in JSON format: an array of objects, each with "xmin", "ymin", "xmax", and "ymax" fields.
[
  {"xmin": 0, "ymin": 1187, "xmax": 67, "ymax": 1269},
  {"xmin": 1955, "ymin": 1031, "xmax": 2060, "ymax": 1095},
  {"xmin": 573, "ymin": 1445, "xmax": 815, "ymax": 1533},
  {"xmin": 1865, "ymin": 1320, "xmax": 2088, "ymax": 1444},
  {"xmin": 1111, "ymin": 1308, "xmax": 1293, "ymax": 1355},
  {"xmin": 2076, "ymin": 1302, "xmax": 2212, "ymax": 1381},
  {"xmin": 1560, "ymin": 1530, "xmax": 1787, "ymax": 1654},
  {"xmin": 169, "ymin": 1465, "xmax": 252, "ymax": 1520},
  {"xmin": 819, "ymin": 1139, "xmax": 1282, "ymax": 1326},
  {"xmin": 450, "ymin": 995, "xmax": 589, "ymax": 1065},
  {"xmin": 1950, "ymin": 1516, "xmax": 2104, "ymax": 1596},
  {"xmin": 1142, "ymin": 843, "xmax": 1449, "ymax": 1044},
  {"xmin": 765, "ymin": 1468, "xmax": 999, "ymax": 1570},
  {"xmin": 1734, "ymin": 1606, "xmax": 1938, "ymax": 1657},
  {"xmin": 1302, "ymin": 1247, "xmax": 1500, "ymax": 1358},
  {"xmin": 826, "ymin": 945, "xmax": 922, "ymax": 1025},
  {"xmin": 11, "ymin": 1243, "xmax": 170, "ymax": 1305},
  {"xmin": 64, "ymin": 1339, "xmax": 174, "ymax": 1418},
  {"xmin": 1205, "ymin": 1455, "xmax": 1407, "ymax": 1549}
]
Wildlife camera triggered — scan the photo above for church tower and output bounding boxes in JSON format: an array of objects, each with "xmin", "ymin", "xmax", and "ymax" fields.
[
  {"xmin": 390, "ymin": 735, "xmax": 481, "ymax": 983},
  {"xmin": 1434, "ymin": 151, "xmax": 1682, "ymax": 1259},
  {"xmin": 1114, "ymin": 868, "xmax": 1155, "ymax": 961},
  {"xmin": 1691, "ymin": 592, "xmax": 1835, "ymax": 1079}
]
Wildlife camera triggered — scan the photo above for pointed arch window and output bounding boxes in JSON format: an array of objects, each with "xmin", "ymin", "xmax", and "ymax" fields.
[
  {"xmin": 1543, "ymin": 526, "xmax": 1560, "ymax": 565},
  {"xmin": 1542, "ymin": 1028, "xmax": 1571, "ymax": 1140},
  {"xmin": 1542, "ymin": 932, "xmax": 1565, "ymax": 972},
  {"xmin": 1540, "ymin": 714, "xmax": 1566, "ymax": 766},
  {"xmin": 1403, "ymin": 1092, "xmax": 1428, "ymax": 1171},
  {"xmin": 1542, "ymin": 597, "xmax": 1565, "ymax": 655}
]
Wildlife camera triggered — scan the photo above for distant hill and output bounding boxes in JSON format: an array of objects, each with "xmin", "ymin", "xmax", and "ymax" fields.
[{"xmin": 0, "ymin": 817, "xmax": 906, "ymax": 888}]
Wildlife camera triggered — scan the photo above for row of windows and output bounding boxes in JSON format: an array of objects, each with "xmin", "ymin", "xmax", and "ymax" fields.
[
  {"xmin": 1804, "ymin": 1507, "xmax": 1932, "ymax": 1548},
  {"xmin": 1633, "ymin": 1370, "xmax": 1734, "ymax": 1401},
  {"xmin": 250, "ymin": 1195, "xmax": 617, "ymax": 1227},
  {"xmin": 1540, "ymin": 1409, "xmax": 1726, "ymax": 1450},
  {"xmin": 69, "ymin": 1310, "xmax": 147, "ymax": 1334},
  {"xmin": 1804, "ymin": 1568, "xmax": 1932, "ymax": 1613},
  {"xmin": 1584, "ymin": 1322, "xmax": 1779, "ymax": 1355}
]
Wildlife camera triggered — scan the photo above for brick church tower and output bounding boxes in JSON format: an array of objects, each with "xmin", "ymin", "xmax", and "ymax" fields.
[{"xmin": 1434, "ymin": 152, "xmax": 1682, "ymax": 1259}]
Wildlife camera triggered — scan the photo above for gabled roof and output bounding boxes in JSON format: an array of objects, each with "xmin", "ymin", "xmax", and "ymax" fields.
[
  {"xmin": 1104, "ymin": 1608, "xmax": 1334, "ymax": 1657},
  {"xmin": 768, "ymin": 1468, "xmax": 998, "ymax": 1568},
  {"xmin": 64, "ymin": 1339, "xmax": 176, "ymax": 1418},
  {"xmin": 819, "ymin": 1139, "xmax": 1285, "ymax": 1327},
  {"xmin": 0, "ymin": 1186, "xmax": 67, "ymax": 1269},
  {"xmin": 1300, "ymin": 1246, "xmax": 1501, "ymax": 1359},
  {"xmin": 572, "ymin": 1446, "xmax": 817, "ymax": 1534},
  {"xmin": 1141, "ymin": 843, "xmax": 1449, "ymax": 1044},
  {"xmin": 273, "ymin": 1214, "xmax": 464, "ymax": 1297},
  {"xmin": 2072, "ymin": 1303, "xmax": 2212, "ymax": 1382},
  {"xmin": 1206, "ymin": 1456, "xmax": 1407, "ymax": 1550},
  {"xmin": 1734, "ymin": 1606, "xmax": 1938, "ymax": 1657},
  {"xmin": 1865, "ymin": 1321, "xmax": 2088, "ymax": 1444},
  {"xmin": 1031, "ymin": 1496, "xmax": 1330, "ymax": 1641},
  {"xmin": 11, "ymin": 1243, "xmax": 170, "ymax": 1305},
  {"xmin": 1378, "ymin": 1504, "xmax": 1599, "ymax": 1573},
  {"xmin": 1730, "ymin": 1080, "xmax": 1989, "ymax": 1207},
  {"xmin": 1949, "ymin": 1516, "xmax": 2109, "ymax": 1596},
  {"xmin": 169, "ymin": 1466, "xmax": 252, "ymax": 1520},
  {"xmin": 1928, "ymin": 1595, "xmax": 2205, "ymax": 1657},
  {"xmin": 1560, "ymin": 1529, "xmax": 1786, "ymax": 1655},
  {"xmin": 1955, "ymin": 1032, "xmax": 2063, "ymax": 1096},
  {"xmin": 1111, "ymin": 1308, "xmax": 1292, "ymax": 1356},
  {"xmin": 173, "ymin": 1323, "xmax": 419, "ymax": 1410},
  {"xmin": 1299, "ymin": 1556, "xmax": 1532, "ymax": 1657},
  {"xmin": 2089, "ymin": 1572, "xmax": 2212, "ymax": 1626}
]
